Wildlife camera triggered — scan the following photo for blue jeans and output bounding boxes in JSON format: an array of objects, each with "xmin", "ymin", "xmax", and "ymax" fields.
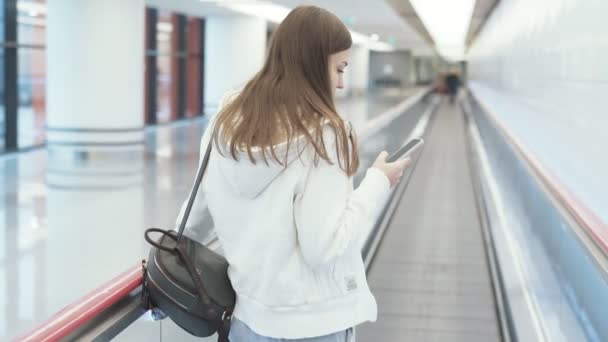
[{"xmin": 228, "ymin": 318, "xmax": 356, "ymax": 342}]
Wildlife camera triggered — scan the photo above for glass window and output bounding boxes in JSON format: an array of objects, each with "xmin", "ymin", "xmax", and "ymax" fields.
[
  {"xmin": 185, "ymin": 56, "xmax": 201, "ymax": 118},
  {"xmin": 0, "ymin": 50, "xmax": 5, "ymax": 152},
  {"xmin": 148, "ymin": 10, "xmax": 199, "ymax": 125},
  {"xmin": 17, "ymin": 47, "xmax": 45, "ymax": 148},
  {"xmin": 0, "ymin": 0, "xmax": 6, "ymax": 151},
  {"xmin": 155, "ymin": 11, "xmax": 178, "ymax": 123},
  {"xmin": 156, "ymin": 11, "xmax": 174, "ymax": 54},
  {"xmin": 185, "ymin": 18, "xmax": 202, "ymax": 118},
  {"xmin": 0, "ymin": 0, "xmax": 5, "ymax": 42},
  {"xmin": 156, "ymin": 56, "xmax": 173, "ymax": 124},
  {"xmin": 0, "ymin": 0, "xmax": 47, "ymax": 152},
  {"xmin": 17, "ymin": 0, "xmax": 46, "ymax": 45}
]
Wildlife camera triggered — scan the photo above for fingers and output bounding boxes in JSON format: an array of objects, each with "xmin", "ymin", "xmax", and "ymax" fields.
[
  {"xmin": 377, "ymin": 150, "xmax": 389, "ymax": 161},
  {"xmin": 396, "ymin": 157, "xmax": 411, "ymax": 168}
]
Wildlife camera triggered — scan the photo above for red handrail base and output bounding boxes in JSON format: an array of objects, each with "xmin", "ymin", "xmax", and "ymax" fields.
[{"xmin": 14, "ymin": 263, "xmax": 144, "ymax": 342}]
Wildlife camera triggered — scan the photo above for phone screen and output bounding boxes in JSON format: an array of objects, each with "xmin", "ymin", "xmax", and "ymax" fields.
[{"xmin": 387, "ymin": 138, "xmax": 424, "ymax": 163}]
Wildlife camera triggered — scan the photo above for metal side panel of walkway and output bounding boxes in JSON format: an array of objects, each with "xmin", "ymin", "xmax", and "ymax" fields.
[{"xmin": 357, "ymin": 101, "xmax": 501, "ymax": 341}]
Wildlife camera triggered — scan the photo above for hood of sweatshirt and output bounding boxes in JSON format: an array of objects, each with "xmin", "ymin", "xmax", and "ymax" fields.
[{"xmin": 215, "ymin": 134, "xmax": 310, "ymax": 199}]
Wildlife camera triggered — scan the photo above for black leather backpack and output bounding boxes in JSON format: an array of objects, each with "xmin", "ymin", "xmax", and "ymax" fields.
[{"xmin": 143, "ymin": 141, "xmax": 236, "ymax": 341}]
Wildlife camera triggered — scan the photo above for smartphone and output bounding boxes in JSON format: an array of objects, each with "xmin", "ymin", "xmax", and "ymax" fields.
[{"xmin": 386, "ymin": 138, "xmax": 424, "ymax": 163}]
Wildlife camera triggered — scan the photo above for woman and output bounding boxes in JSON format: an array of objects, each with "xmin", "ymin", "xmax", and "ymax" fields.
[{"xmin": 185, "ymin": 5, "xmax": 409, "ymax": 342}]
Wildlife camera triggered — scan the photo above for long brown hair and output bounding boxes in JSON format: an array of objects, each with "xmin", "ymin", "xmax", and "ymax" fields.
[{"xmin": 211, "ymin": 6, "xmax": 359, "ymax": 176}]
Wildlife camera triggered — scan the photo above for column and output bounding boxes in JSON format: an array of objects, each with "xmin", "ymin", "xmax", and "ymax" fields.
[
  {"xmin": 46, "ymin": 0, "xmax": 145, "ymax": 147},
  {"xmin": 350, "ymin": 45, "xmax": 370, "ymax": 96},
  {"xmin": 204, "ymin": 16, "xmax": 267, "ymax": 114}
]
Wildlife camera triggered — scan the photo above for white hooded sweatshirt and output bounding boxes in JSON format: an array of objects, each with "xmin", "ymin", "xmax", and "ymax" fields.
[{"xmin": 176, "ymin": 96, "xmax": 392, "ymax": 339}]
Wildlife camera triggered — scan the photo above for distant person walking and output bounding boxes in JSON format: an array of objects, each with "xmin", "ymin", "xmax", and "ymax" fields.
[{"xmin": 445, "ymin": 72, "xmax": 461, "ymax": 104}]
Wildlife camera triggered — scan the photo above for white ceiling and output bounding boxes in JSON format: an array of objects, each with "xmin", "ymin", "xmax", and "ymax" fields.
[
  {"xmin": 269, "ymin": 0, "xmax": 430, "ymax": 51},
  {"xmin": 387, "ymin": 0, "xmax": 501, "ymax": 58},
  {"xmin": 145, "ymin": 0, "xmax": 235, "ymax": 16},
  {"xmin": 146, "ymin": 0, "xmax": 433, "ymax": 53},
  {"xmin": 466, "ymin": 0, "xmax": 499, "ymax": 46}
]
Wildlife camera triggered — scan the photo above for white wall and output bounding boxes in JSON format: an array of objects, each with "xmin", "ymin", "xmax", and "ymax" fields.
[
  {"xmin": 350, "ymin": 45, "xmax": 370, "ymax": 96},
  {"xmin": 468, "ymin": 0, "xmax": 608, "ymax": 223},
  {"xmin": 204, "ymin": 16, "xmax": 267, "ymax": 113},
  {"xmin": 335, "ymin": 45, "xmax": 370, "ymax": 99},
  {"xmin": 369, "ymin": 50, "xmax": 413, "ymax": 89}
]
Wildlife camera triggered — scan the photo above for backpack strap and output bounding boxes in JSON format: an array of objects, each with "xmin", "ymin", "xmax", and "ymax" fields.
[{"xmin": 176, "ymin": 140, "xmax": 213, "ymax": 240}]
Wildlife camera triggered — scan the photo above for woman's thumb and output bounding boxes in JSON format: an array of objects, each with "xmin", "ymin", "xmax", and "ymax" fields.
[{"xmin": 377, "ymin": 151, "xmax": 389, "ymax": 161}]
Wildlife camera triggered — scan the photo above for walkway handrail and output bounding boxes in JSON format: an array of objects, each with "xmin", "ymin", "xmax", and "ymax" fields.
[
  {"xmin": 469, "ymin": 87, "xmax": 608, "ymax": 257},
  {"xmin": 13, "ymin": 264, "xmax": 143, "ymax": 342},
  {"xmin": 358, "ymin": 86, "xmax": 432, "ymax": 141}
]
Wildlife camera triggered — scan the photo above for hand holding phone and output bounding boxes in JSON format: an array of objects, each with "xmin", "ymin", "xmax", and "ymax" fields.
[
  {"xmin": 373, "ymin": 138, "xmax": 424, "ymax": 187},
  {"xmin": 387, "ymin": 138, "xmax": 424, "ymax": 163}
]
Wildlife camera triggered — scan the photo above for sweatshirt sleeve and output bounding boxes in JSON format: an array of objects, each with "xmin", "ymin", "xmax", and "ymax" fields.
[{"xmin": 294, "ymin": 131, "xmax": 391, "ymax": 269}]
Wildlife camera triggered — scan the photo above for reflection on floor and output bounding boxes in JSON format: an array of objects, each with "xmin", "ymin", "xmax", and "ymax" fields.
[{"xmin": 0, "ymin": 106, "xmax": 46, "ymax": 153}]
